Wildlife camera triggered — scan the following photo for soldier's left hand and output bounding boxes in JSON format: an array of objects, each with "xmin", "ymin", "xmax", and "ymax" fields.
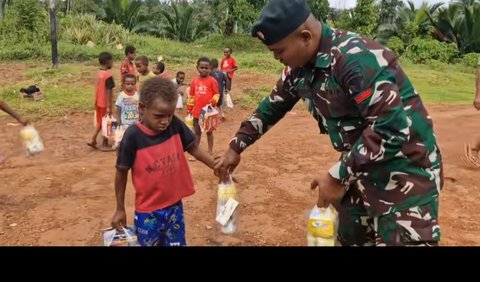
[{"xmin": 310, "ymin": 172, "xmax": 346, "ymax": 208}]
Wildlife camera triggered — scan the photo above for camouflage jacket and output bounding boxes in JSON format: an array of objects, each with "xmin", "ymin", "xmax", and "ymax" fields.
[{"xmin": 230, "ymin": 24, "xmax": 443, "ymax": 216}]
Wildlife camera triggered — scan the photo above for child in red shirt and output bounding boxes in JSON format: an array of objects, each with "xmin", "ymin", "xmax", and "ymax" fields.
[
  {"xmin": 220, "ymin": 47, "xmax": 238, "ymax": 94},
  {"xmin": 187, "ymin": 57, "xmax": 219, "ymax": 156}
]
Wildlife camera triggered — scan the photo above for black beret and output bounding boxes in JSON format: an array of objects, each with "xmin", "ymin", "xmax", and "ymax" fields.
[{"xmin": 251, "ymin": 0, "xmax": 311, "ymax": 45}]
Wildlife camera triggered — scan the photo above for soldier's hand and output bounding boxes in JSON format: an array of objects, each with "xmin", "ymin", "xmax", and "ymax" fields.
[
  {"xmin": 214, "ymin": 148, "xmax": 241, "ymax": 182},
  {"xmin": 474, "ymin": 95, "xmax": 480, "ymax": 110},
  {"xmin": 311, "ymin": 172, "xmax": 346, "ymax": 208}
]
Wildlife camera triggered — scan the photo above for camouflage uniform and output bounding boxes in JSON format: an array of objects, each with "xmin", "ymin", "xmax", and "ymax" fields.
[{"xmin": 230, "ymin": 24, "xmax": 443, "ymax": 246}]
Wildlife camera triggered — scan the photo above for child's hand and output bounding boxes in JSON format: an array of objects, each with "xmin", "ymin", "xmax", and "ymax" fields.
[
  {"xmin": 210, "ymin": 99, "xmax": 217, "ymax": 107},
  {"xmin": 18, "ymin": 117, "xmax": 29, "ymax": 126},
  {"xmin": 111, "ymin": 209, "xmax": 127, "ymax": 231},
  {"xmin": 474, "ymin": 95, "xmax": 480, "ymax": 110}
]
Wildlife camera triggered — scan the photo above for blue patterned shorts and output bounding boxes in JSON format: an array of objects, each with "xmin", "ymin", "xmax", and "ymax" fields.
[{"xmin": 134, "ymin": 201, "xmax": 186, "ymax": 247}]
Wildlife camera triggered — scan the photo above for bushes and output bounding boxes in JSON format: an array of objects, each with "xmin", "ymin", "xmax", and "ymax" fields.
[
  {"xmin": 0, "ymin": 0, "xmax": 49, "ymax": 44},
  {"xmin": 405, "ymin": 37, "xmax": 459, "ymax": 64},
  {"xmin": 386, "ymin": 36, "xmax": 405, "ymax": 57},
  {"xmin": 459, "ymin": 53, "xmax": 480, "ymax": 69},
  {"xmin": 59, "ymin": 14, "xmax": 137, "ymax": 46},
  {"xmin": 195, "ymin": 34, "xmax": 266, "ymax": 53}
]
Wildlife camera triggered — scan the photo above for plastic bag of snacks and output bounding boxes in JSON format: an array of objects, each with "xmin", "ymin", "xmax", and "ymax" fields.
[
  {"xmin": 19, "ymin": 125, "xmax": 44, "ymax": 156},
  {"xmin": 113, "ymin": 125, "xmax": 127, "ymax": 149},
  {"xmin": 216, "ymin": 175, "xmax": 239, "ymax": 234},
  {"xmin": 101, "ymin": 115, "xmax": 117, "ymax": 142},
  {"xmin": 185, "ymin": 114, "xmax": 194, "ymax": 132},
  {"xmin": 199, "ymin": 105, "xmax": 219, "ymax": 133},
  {"xmin": 103, "ymin": 226, "xmax": 140, "ymax": 247}
]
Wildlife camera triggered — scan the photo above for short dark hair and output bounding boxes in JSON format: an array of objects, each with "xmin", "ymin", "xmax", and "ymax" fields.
[
  {"xmin": 125, "ymin": 45, "xmax": 136, "ymax": 56},
  {"xmin": 176, "ymin": 71, "xmax": 185, "ymax": 78},
  {"xmin": 136, "ymin": 55, "xmax": 149, "ymax": 66},
  {"xmin": 210, "ymin": 58, "xmax": 219, "ymax": 68},
  {"xmin": 123, "ymin": 73, "xmax": 137, "ymax": 83},
  {"xmin": 140, "ymin": 77, "xmax": 177, "ymax": 107},
  {"xmin": 98, "ymin": 52, "xmax": 113, "ymax": 65},
  {"xmin": 225, "ymin": 47, "xmax": 232, "ymax": 52},
  {"xmin": 197, "ymin": 57, "xmax": 210, "ymax": 66},
  {"xmin": 155, "ymin": 62, "xmax": 165, "ymax": 73}
]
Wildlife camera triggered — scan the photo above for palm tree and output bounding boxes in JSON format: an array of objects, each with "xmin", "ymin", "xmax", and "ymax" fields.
[
  {"xmin": 161, "ymin": 2, "xmax": 212, "ymax": 42},
  {"xmin": 104, "ymin": 0, "xmax": 145, "ymax": 31},
  {"xmin": 429, "ymin": 0, "xmax": 480, "ymax": 53},
  {"xmin": 376, "ymin": 1, "xmax": 444, "ymax": 44}
]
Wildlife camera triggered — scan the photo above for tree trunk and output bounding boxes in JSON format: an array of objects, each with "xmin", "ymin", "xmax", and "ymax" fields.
[
  {"xmin": 49, "ymin": 0, "xmax": 59, "ymax": 69},
  {"xmin": 0, "ymin": 0, "xmax": 6, "ymax": 20}
]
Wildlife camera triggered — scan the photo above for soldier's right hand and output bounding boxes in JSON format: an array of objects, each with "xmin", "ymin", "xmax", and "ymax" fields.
[{"xmin": 214, "ymin": 148, "xmax": 241, "ymax": 182}]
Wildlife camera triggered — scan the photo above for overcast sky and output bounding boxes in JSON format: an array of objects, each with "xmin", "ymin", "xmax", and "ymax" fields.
[{"xmin": 328, "ymin": 0, "xmax": 448, "ymax": 9}]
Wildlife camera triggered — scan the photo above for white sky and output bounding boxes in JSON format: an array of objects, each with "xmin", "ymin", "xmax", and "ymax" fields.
[{"xmin": 328, "ymin": 0, "xmax": 448, "ymax": 9}]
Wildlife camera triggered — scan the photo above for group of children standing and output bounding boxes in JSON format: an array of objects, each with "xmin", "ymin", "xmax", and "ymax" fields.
[{"xmin": 85, "ymin": 45, "xmax": 238, "ymax": 246}]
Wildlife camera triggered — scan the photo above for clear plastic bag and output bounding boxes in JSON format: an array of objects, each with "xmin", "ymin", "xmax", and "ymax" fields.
[
  {"xmin": 185, "ymin": 114, "xmax": 194, "ymax": 132},
  {"xmin": 199, "ymin": 105, "xmax": 219, "ymax": 133},
  {"xmin": 101, "ymin": 115, "xmax": 116, "ymax": 140},
  {"xmin": 103, "ymin": 226, "xmax": 140, "ymax": 247},
  {"xmin": 306, "ymin": 205, "xmax": 339, "ymax": 246},
  {"xmin": 113, "ymin": 125, "xmax": 127, "ymax": 149},
  {"xmin": 19, "ymin": 125, "xmax": 44, "ymax": 156},
  {"xmin": 225, "ymin": 93, "xmax": 234, "ymax": 109},
  {"xmin": 216, "ymin": 175, "xmax": 239, "ymax": 234}
]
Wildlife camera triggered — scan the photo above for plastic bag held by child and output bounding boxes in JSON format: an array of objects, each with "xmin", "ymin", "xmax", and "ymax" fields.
[
  {"xmin": 101, "ymin": 115, "xmax": 117, "ymax": 140},
  {"xmin": 225, "ymin": 93, "xmax": 234, "ymax": 109},
  {"xmin": 199, "ymin": 105, "xmax": 219, "ymax": 133},
  {"xmin": 113, "ymin": 125, "xmax": 127, "ymax": 149},
  {"xmin": 185, "ymin": 113, "xmax": 194, "ymax": 131},
  {"xmin": 216, "ymin": 175, "xmax": 239, "ymax": 234},
  {"xmin": 103, "ymin": 227, "xmax": 140, "ymax": 246},
  {"xmin": 19, "ymin": 125, "xmax": 44, "ymax": 156}
]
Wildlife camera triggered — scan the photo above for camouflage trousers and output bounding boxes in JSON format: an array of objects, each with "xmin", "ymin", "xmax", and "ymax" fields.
[{"xmin": 334, "ymin": 186, "xmax": 441, "ymax": 246}]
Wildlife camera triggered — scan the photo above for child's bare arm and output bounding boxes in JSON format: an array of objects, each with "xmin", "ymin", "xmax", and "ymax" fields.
[
  {"xmin": 111, "ymin": 168, "xmax": 128, "ymax": 230},
  {"xmin": 106, "ymin": 89, "xmax": 113, "ymax": 115},
  {"xmin": 0, "ymin": 101, "xmax": 28, "ymax": 125},
  {"xmin": 116, "ymin": 106, "xmax": 122, "ymax": 125},
  {"xmin": 188, "ymin": 144, "xmax": 214, "ymax": 169}
]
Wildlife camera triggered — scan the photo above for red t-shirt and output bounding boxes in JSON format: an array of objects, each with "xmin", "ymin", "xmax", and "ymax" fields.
[
  {"xmin": 120, "ymin": 58, "xmax": 137, "ymax": 82},
  {"xmin": 221, "ymin": 57, "xmax": 238, "ymax": 79},
  {"xmin": 188, "ymin": 76, "xmax": 219, "ymax": 119},
  {"xmin": 95, "ymin": 70, "xmax": 115, "ymax": 108},
  {"xmin": 116, "ymin": 118, "xmax": 197, "ymax": 213}
]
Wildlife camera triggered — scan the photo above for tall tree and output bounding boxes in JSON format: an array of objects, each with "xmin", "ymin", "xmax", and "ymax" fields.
[
  {"xmin": 49, "ymin": 0, "xmax": 58, "ymax": 69},
  {"xmin": 308, "ymin": 0, "xmax": 330, "ymax": 22},
  {"xmin": 377, "ymin": 0, "xmax": 404, "ymax": 25},
  {"xmin": 351, "ymin": 0, "xmax": 379, "ymax": 36}
]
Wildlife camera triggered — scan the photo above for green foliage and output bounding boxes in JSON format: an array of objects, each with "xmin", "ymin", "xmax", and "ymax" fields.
[
  {"xmin": 308, "ymin": 0, "xmax": 330, "ymax": 22},
  {"xmin": 459, "ymin": 52, "xmax": 480, "ymax": 68},
  {"xmin": 237, "ymin": 88, "xmax": 267, "ymax": 109},
  {"xmin": 0, "ymin": 0, "xmax": 48, "ymax": 44},
  {"xmin": 351, "ymin": 0, "xmax": 378, "ymax": 36},
  {"xmin": 161, "ymin": 2, "xmax": 213, "ymax": 42},
  {"xmin": 386, "ymin": 36, "xmax": 406, "ymax": 56},
  {"xmin": 405, "ymin": 37, "xmax": 459, "ymax": 63},
  {"xmin": 59, "ymin": 14, "xmax": 137, "ymax": 46}
]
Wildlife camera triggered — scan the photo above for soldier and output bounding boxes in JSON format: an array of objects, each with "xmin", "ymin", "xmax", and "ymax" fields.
[{"xmin": 214, "ymin": 0, "xmax": 443, "ymax": 246}]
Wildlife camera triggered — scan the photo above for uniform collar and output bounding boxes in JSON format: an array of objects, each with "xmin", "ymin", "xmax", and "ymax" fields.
[{"xmin": 314, "ymin": 23, "xmax": 334, "ymax": 69}]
